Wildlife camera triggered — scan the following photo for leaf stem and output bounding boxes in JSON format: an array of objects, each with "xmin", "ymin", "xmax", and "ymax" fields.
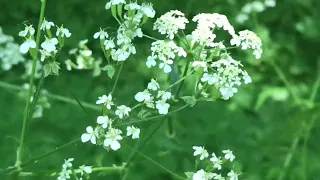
[
  {"xmin": 111, "ymin": 62, "xmax": 124, "ymax": 94},
  {"xmin": 16, "ymin": 0, "xmax": 46, "ymax": 169}
]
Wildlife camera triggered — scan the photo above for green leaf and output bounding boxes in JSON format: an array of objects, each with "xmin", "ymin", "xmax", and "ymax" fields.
[
  {"xmin": 51, "ymin": 62, "xmax": 60, "ymax": 75},
  {"xmin": 102, "ymin": 64, "xmax": 115, "ymax": 79},
  {"xmin": 181, "ymin": 96, "xmax": 197, "ymax": 107},
  {"xmin": 43, "ymin": 64, "xmax": 52, "ymax": 77}
]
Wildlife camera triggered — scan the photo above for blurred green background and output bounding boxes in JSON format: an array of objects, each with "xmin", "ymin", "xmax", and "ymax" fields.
[{"xmin": 1, "ymin": 0, "xmax": 320, "ymax": 179}]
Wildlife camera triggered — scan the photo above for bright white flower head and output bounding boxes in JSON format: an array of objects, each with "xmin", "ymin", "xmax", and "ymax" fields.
[
  {"xmin": 230, "ymin": 30, "xmax": 262, "ymax": 59},
  {"xmin": 148, "ymin": 40, "xmax": 186, "ymax": 73},
  {"xmin": 227, "ymin": 170, "xmax": 239, "ymax": 180},
  {"xmin": 57, "ymin": 168, "xmax": 72, "ymax": 180},
  {"xmin": 41, "ymin": 37, "xmax": 58, "ymax": 52},
  {"xmin": 222, "ymin": 149, "xmax": 235, "ymax": 162},
  {"xmin": 192, "ymin": 146, "xmax": 209, "ymax": 160},
  {"xmin": 155, "ymin": 99, "xmax": 170, "ymax": 114},
  {"xmin": 146, "ymin": 56, "xmax": 156, "ymax": 68},
  {"xmin": 135, "ymin": 89, "xmax": 151, "ymax": 102},
  {"xmin": 40, "ymin": 18, "xmax": 55, "ymax": 30},
  {"xmin": 19, "ymin": 38, "xmax": 36, "ymax": 54},
  {"xmin": 62, "ymin": 158, "xmax": 74, "ymax": 169},
  {"xmin": 104, "ymin": 39, "xmax": 115, "ymax": 50},
  {"xmin": 126, "ymin": 125, "xmax": 140, "ymax": 139},
  {"xmin": 140, "ymin": 2, "xmax": 156, "ymax": 18},
  {"xmin": 105, "ymin": 0, "xmax": 126, "ymax": 10},
  {"xmin": 96, "ymin": 94, "xmax": 114, "ymax": 109},
  {"xmin": 81, "ymin": 126, "xmax": 97, "ymax": 144},
  {"xmin": 78, "ymin": 165, "xmax": 92, "ymax": 176},
  {"xmin": 210, "ymin": 153, "xmax": 222, "ymax": 170},
  {"xmin": 157, "ymin": 90, "xmax": 171, "ymax": 101},
  {"xmin": 147, "ymin": 79, "xmax": 160, "ymax": 91},
  {"xmin": 154, "ymin": 10, "xmax": 189, "ymax": 39},
  {"xmin": 96, "ymin": 116, "xmax": 111, "ymax": 129},
  {"xmin": 19, "ymin": 25, "xmax": 35, "ymax": 37},
  {"xmin": 104, "ymin": 128, "xmax": 123, "ymax": 150},
  {"xmin": 192, "ymin": 169, "xmax": 215, "ymax": 180},
  {"xmin": 265, "ymin": 0, "xmax": 276, "ymax": 7},
  {"xmin": 124, "ymin": 2, "xmax": 141, "ymax": 10},
  {"xmin": 94, "ymin": 28, "xmax": 109, "ymax": 40},
  {"xmin": 115, "ymin": 105, "xmax": 131, "ymax": 119},
  {"xmin": 56, "ymin": 25, "xmax": 71, "ymax": 38}
]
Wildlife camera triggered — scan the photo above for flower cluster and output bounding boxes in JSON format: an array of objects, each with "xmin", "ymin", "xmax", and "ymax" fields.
[
  {"xmin": 200, "ymin": 54, "xmax": 252, "ymax": 100},
  {"xmin": 57, "ymin": 158, "xmax": 92, "ymax": 180},
  {"xmin": 153, "ymin": 10, "xmax": 189, "ymax": 39},
  {"xmin": 230, "ymin": 30, "xmax": 263, "ymax": 59},
  {"xmin": 95, "ymin": 1, "xmax": 155, "ymax": 61},
  {"xmin": 81, "ymin": 93, "xmax": 140, "ymax": 151},
  {"xmin": 65, "ymin": 39, "xmax": 102, "ymax": 76},
  {"xmin": 19, "ymin": 18, "xmax": 71, "ymax": 77},
  {"xmin": 0, "ymin": 27, "xmax": 25, "ymax": 71},
  {"xmin": 135, "ymin": 79, "xmax": 172, "ymax": 114},
  {"xmin": 146, "ymin": 40, "xmax": 187, "ymax": 73},
  {"xmin": 18, "ymin": 83, "xmax": 51, "ymax": 118},
  {"xmin": 189, "ymin": 146, "xmax": 240, "ymax": 180},
  {"xmin": 236, "ymin": 0, "xmax": 276, "ymax": 24}
]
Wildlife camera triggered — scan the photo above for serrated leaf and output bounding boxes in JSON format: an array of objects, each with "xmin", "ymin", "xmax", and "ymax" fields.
[{"xmin": 181, "ymin": 96, "xmax": 197, "ymax": 107}]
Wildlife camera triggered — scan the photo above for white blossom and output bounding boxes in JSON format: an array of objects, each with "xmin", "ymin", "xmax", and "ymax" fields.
[
  {"xmin": 78, "ymin": 165, "xmax": 92, "ymax": 176},
  {"xmin": 56, "ymin": 25, "xmax": 71, "ymax": 38},
  {"xmin": 192, "ymin": 146, "xmax": 209, "ymax": 160},
  {"xmin": 146, "ymin": 56, "xmax": 156, "ymax": 68},
  {"xmin": 41, "ymin": 37, "xmax": 58, "ymax": 52},
  {"xmin": 222, "ymin": 149, "xmax": 235, "ymax": 162},
  {"xmin": 19, "ymin": 25, "xmax": 35, "ymax": 37},
  {"xmin": 135, "ymin": 89, "xmax": 151, "ymax": 102},
  {"xmin": 97, "ymin": 116, "xmax": 111, "ymax": 129},
  {"xmin": 227, "ymin": 170, "xmax": 239, "ymax": 180},
  {"xmin": 126, "ymin": 126, "xmax": 140, "ymax": 139},
  {"xmin": 140, "ymin": 2, "xmax": 155, "ymax": 18},
  {"xmin": 104, "ymin": 128, "xmax": 123, "ymax": 150},
  {"xmin": 147, "ymin": 79, "xmax": 160, "ymax": 91},
  {"xmin": 105, "ymin": 0, "xmax": 126, "ymax": 10},
  {"xmin": 155, "ymin": 99, "xmax": 170, "ymax": 114},
  {"xmin": 157, "ymin": 90, "xmax": 171, "ymax": 100},
  {"xmin": 19, "ymin": 38, "xmax": 36, "ymax": 54},
  {"xmin": 210, "ymin": 153, "xmax": 222, "ymax": 170},
  {"xmin": 40, "ymin": 18, "xmax": 55, "ymax": 30},
  {"xmin": 96, "ymin": 94, "xmax": 114, "ymax": 109},
  {"xmin": 94, "ymin": 28, "xmax": 109, "ymax": 40},
  {"xmin": 104, "ymin": 39, "xmax": 115, "ymax": 50},
  {"xmin": 115, "ymin": 105, "xmax": 131, "ymax": 119},
  {"xmin": 192, "ymin": 169, "xmax": 215, "ymax": 180},
  {"xmin": 81, "ymin": 126, "xmax": 97, "ymax": 144}
]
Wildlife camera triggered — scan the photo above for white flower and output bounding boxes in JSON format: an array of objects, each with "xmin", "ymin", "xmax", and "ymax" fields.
[
  {"xmin": 126, "ymin": 126, "xmax": 140, "ymax": 139},
  {"xmin": 222, "ymin": 149, "xmax": 235, "ymax": 162},
  {"xmin": 192, "ymin": 169, "xmax": 215, "ymax": 180},
  {"xmin": 62, "ymin": 158, "xmax": 74, "ymax": 169},
  {"xmin": 235, "ymin": 13, "xmax": 249, "ymax": 24},
  {"xmin": 97, "ymin": 116, "xmax": 111, "ymax": 129},
  {"xmin": 157, "ymin": 90, "xmax": 171, "ymax": 101},
  {"xmin": 56, "ymin": 25, "xmax": 71, "ymax": 38},
  {"xmin": 192, "ymin": 146, "xmax": 209, "ymax": 160},
  {"xmin": 104, "ymin": 128, "xmax": 123, "ymax": 150},
  {"xmin": 115, "ymin": 105, "xmax": 131, "ymax": 119},
  {"xmin": 230, "ymin": 30, "xmax": 262, "ymax": 59},
  {"xmin": 219, "ymin": 86, "xmax": 238, "ymax": 100},
  {"xmin": 124, "ymin": 2, "xmax": 141, "ymax": 10},
  {"xmin": 96, "ymin": 94, "xmax": 114, "ymax": 109},
  {"xmin": 265, "ymin": 0, "xmax": 276, "ymax": 7},
  {"xmin": 81, "ymin": 126, "xmax": 97, "ymax": 144},
  {"xmin": 153, "ymin": 10, "xmax": 189, "ymax": 39},
  {"xmin": 104, "ymin": 39, "xmax": 115, "ymax": 50},
  {"xmin": 140, "ymin": 2, "xmax": 155, "ymax": 18},
  {"xmin": 201, "ymin": 73, "xmax": 219, "ymax": 85},
  {"xmin": 192, "ymin": 61, "xmax": 207, "ymax": 69},
  {"xmin": 147, "ymin": 79, "xmax": 160, "ymax": 91},
  {"xmin": 57, "ymin": 168, "xmax": 72, "ymax": 180},
  {"xmin": 39, "ymin": 49, "xmax": 53, "ymax": 61},
  {"xmin": 146, "ymin": 56, "xmax": 156, "ymax": 68},
  {"xmin": 105, "ymin": 0, "xmax": 126, "ymax": 10},
  {"xmin": 159, "ymin": 59, "xmax": 173, "ymax": 73},
  {"xmin": 94, "ymin": 28, "xmax": 109, "ymax": 40},
  {"xmin": 227, "ymin": 170, "xmax": 239, "ymax": 180},
  {"xmin": 78, "ymin": 165, "xmax": 92, "ymax": 176},
  {"xmin": 41, "ymin": 37, "xmax": 58, "ymax": 52},
  {"xmin": 19, "ymin": 25, "xmax": 35, "ymax": 37},
  {"xmin": 40, "ymin": 18, "xmax": 55, "ymax": 30},
  {"xmin": 19, "ymin": 38, "xmax": 36, "ymax": 54},
  {"xmin": 155, "ymin": 100, "xmax": 170, "ymax": 114},
  {"xmin": 135, "ymin": 89, "xmax": 151, "ymax": 102},
  {"xmin": 210, "ymin": 153, "xmax": 222, "ymax": 170},
  {"xmin": 213, "ymin": 174, "xmax": 225, "ymax": 180}
]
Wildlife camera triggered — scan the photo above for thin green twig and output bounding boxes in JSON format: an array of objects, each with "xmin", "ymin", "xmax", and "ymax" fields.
[{"xmin": 111, "ymin": 62, "xmax": 124, "ymax": 94}]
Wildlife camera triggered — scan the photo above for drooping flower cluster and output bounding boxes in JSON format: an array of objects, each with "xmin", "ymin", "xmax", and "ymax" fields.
[
  {"xmin": 153, "ymin": 10, "xmax": 189, "ymax": 39},
  {"xmin": 189, "ymin": 146, "xmax": 240, "ymax": 180},
  {"xmin": 236, "ymin": 0, "xmax": 276, "ymax": 24},
  {"xmin": 57, "ymin": 158, "xmax": 92, "ymax": 180},
  {"xmin": 134, "ymin": 79, "xmax": 172, "ymax": 114},
  {"xmin": 65, "ymin": 39, "xmax": 102, "ymax": 76},
  {"xmin": 81, "ymin": 93, "xmax": 140, "ymax": 151},
  {"xmin": 18, "ymin": 84, "xmax": 51, "ymax": 118},
  {"xmin": 95, "ymin": 1, "xmax": 155, "ymax": 62},
  {"xmin": 19, "ymin": 18, "xmax": 71, "ymax": 77},
  {"xmin": 200, "ymin": 54, "xmax": 252, "ymax": 100},
  {"xmin": 146, "ymin": 40, "xmax": 187, "ymax": 73},
  {"xmin": 0, "ymin": 27, "xmax": 25, "ymax": 71},
  {"xmin": 230, "ymin": 30, "xmax": 263, "ymax": 59}
]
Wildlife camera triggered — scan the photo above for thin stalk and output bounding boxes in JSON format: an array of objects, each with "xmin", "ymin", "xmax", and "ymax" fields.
[
  {"xmin": 17, "ymin": 0, "xmax": 46, "ymax": 168},
  {"xmin": 111, "ymin": 62, "xmax": 124, "ymax": 94},
  {"xmin": 143, "ymin": 34, "xmax": 159, "ymax": 41},
  {"xmin": 309, "ymin": 63, "xmax": 320, "ymax": 101}
]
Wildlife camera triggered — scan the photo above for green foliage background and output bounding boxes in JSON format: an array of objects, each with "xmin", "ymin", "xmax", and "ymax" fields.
[{"xmin": 0, "ymin": 0, "xmax": 320, "ymax": 179}]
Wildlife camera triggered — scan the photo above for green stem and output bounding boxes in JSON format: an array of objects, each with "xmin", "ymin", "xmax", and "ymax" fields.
[
  {"xmin": 0, "ymin": 81, "xmax": 101, "ymax": 112},
  {"xmin": 143, "ymin": 34, "xmax": 159, "ymax": 41},
  {"xmin": 111, "ymin": 62, "xmax": 124, "ymax": 94},
  {"xmin": 174, "ymin": 60, "xmax": 191, "ymax": 98},
  {"xmin": 16, "ymin": 0, "xmax": 46, "ymax": 168},
  {"xmin": 309, "ymin": 62, "xmax": 320, "ymax": 101}
]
